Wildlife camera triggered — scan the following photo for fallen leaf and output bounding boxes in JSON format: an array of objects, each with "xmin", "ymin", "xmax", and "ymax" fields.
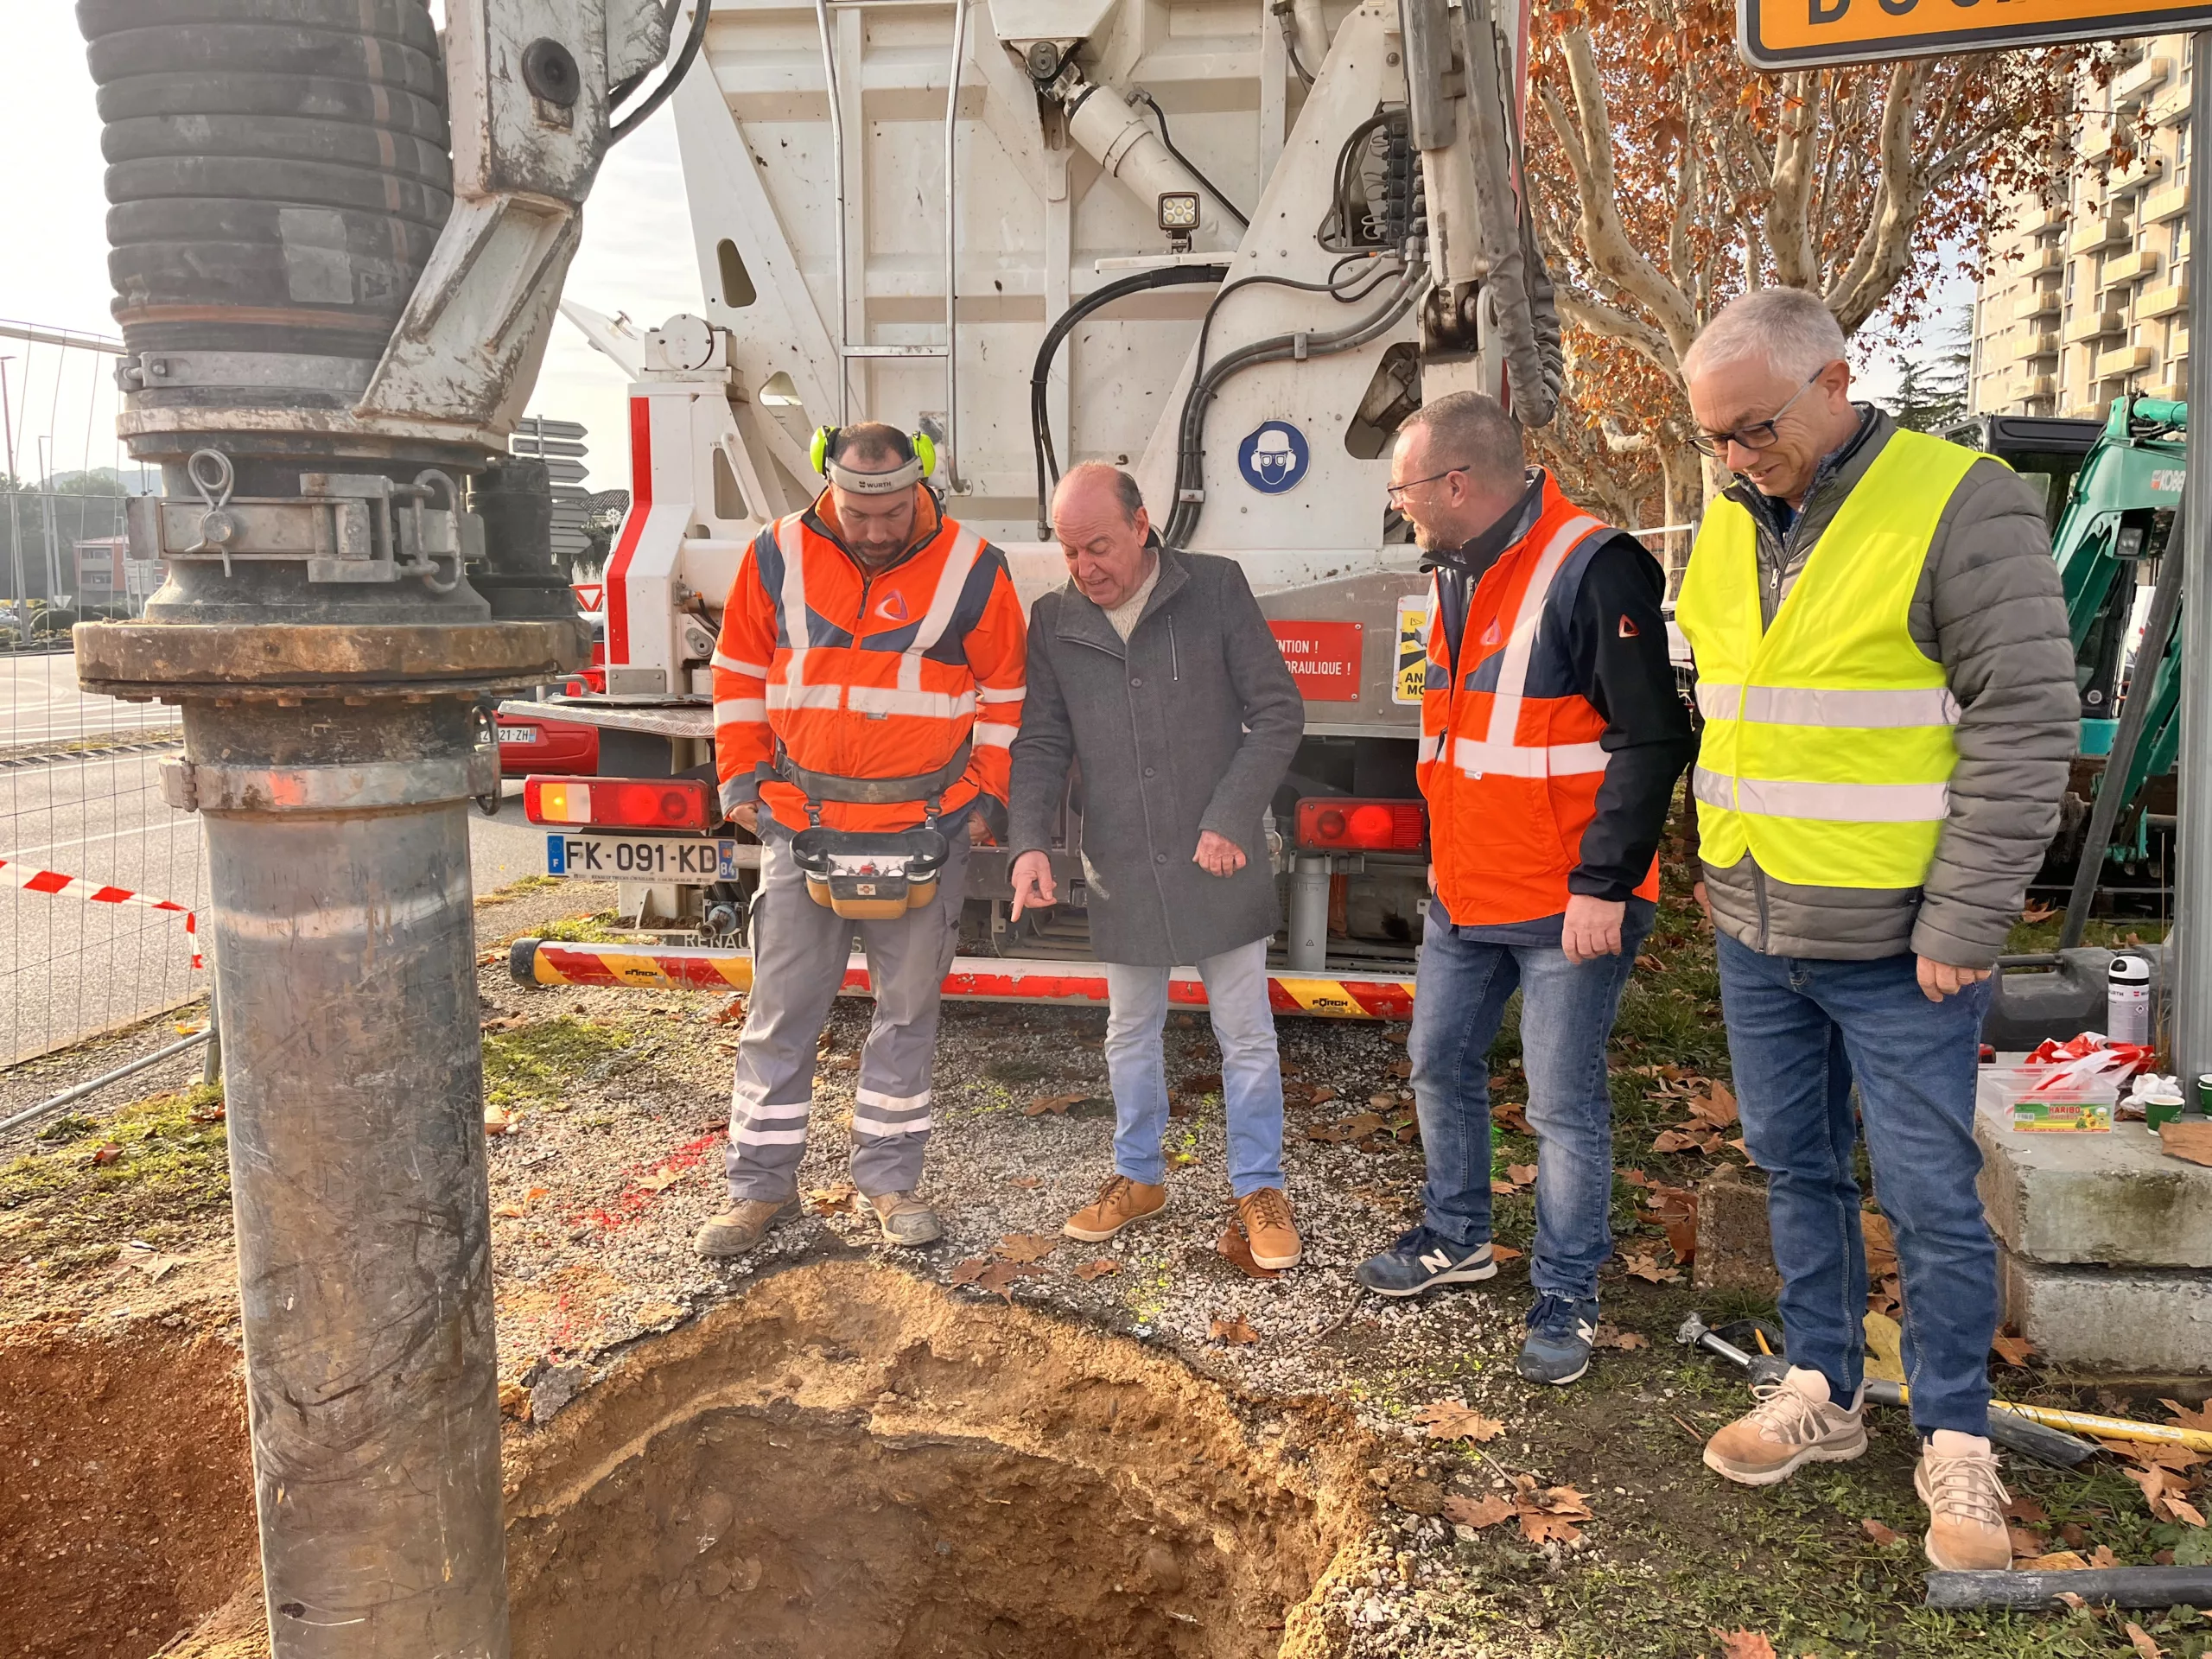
[
  {"xmin": 1861, "ymin": 1517, "xmax": 1901, "ymax": 1546},
  {"xmin": 1687, "ymin": 1083, "xmax": 1739, "ymax": 1128},
  {"xmin": 1006, "ymin": 1175, "xmax": 1043, "ymax": 1190},
  {"xmin": 2056, "ymin": 1591, "xmax": 2089, "ymax": 1610},
  {"xmin": 1217, "ymin": 1224, "xmax": 1282, "ymax": 1281},
  {"xmin": 638, "ymin": 1166, "xmax": 683, "ymax": 1193},
  {"xmin": 1593, "ymin": 1324, "xmax": 1649, "ymax": 1351},
  {"xmin": 2008, "ymin": 1524, "xmax": 2050, "ymax": 1559},
  {"xmin": 493, "ymin": 1203, "xmax": 527, "ymax": 1218},
  {"xmin": 2170, "ymin": 1496, "xmax": 2207, "ymax": 1528},
  {"xmin": 805, "ymin": 1183, "xmax": 862, "ymax": 1215},
  {"xmin": 1635, "ymin": 952, "xmax": 1665, "ymax": 971},
  {"xmin": 2164, "ymin": 1398, "xmax": 2212, "ymax": 1432},
  {"xmin": 1179, "ymin": 1071, "xmax": 1223, "ymax": 1095},
  {"xmin": 1026, "ymin": 1092, "xmax": 1086, "ymax": 1116},
  {"xmin": 2018, "ymin": 1550, "xmax": 2089, "ymax": 1571},
  {"xmin": 1517, "ymin": 1510, "xmax": 1583, "ymax": 1546},
  {"xmin": 526, "ymin": 1185, "xmax": 550, "ymax": 1202},
  {"xmin": 2159, "ymin": 1121, "xmax": 2212, "ymax": 1166},
  {"xmin": 1650, "ymin": 1128, "xmax": 1703, "ymax": 1154},
  {"xmin": 2090, "ymin": 1545, "xmax": 2119, "ymax": 1569},
  {"xmin": 1991, "ymin": 1332, "xmax": 2036, "ymax": 1368},
  {"xmin": 951, "ymin": 1258, "xmax": 1043, "ymax": 1298},
  {"xmin": 1506, "ymin": 1162, "xmax": 1538, "ymax": 1185},
  {"xmin": 91, "ymin": 1142, "xmax": 123, "ymax": 1166},
  {"xmin": 1623, "ymin": 1250, "xmax": 1683, "ymax": 1284},
  {"xmin": 1389, "ymin": 1058, "xmax": 1414, "ymax": 1079},
  {"xmin": 1310, "ymin": 1085, "xmax": 1339, "ymax": 1106},
  {"xmin": 1714, "ymin": 1634, "xmax": 1777, "ymax": 1659},
  {"xmin": 1074, "ymin": 1258, "xmax": 1120, "ymax": 1281},
  {"xmin": 710, "ymin": 995, "xmax": 746, "ymax": 1024},
  {"xmin": 483, "ymin": 1109, "xmax": 513, "ymax": 1136},
  {"xmin": 950, "ymin": 1256, "xmax": 995, "ymax": 1286},
  {"xmin": 2126, "ymin": 1623, "xmax": 2166, "ymax": 1659},
  {"xmin": 1368, "ymin": 1092, "xmax": 1399, "ymax": 1109},
  {"xmin": 480, "ymin": 1014, "xmax": 527, "ymax": 1032},
  {"xmin": 2003, "ymin": 1495, "xmax": 2050, "ymax": 1525},
  {"xmin": 1443, "ymin": 1493, "xmax": 1515, "ymax": 1529},
  {"xmin": 189, "ymin": 1102, "xmax": 226, "ymax": 1123},
  {"xmin": 1490, "ymin": 1178, "xmax": 1519, "ymax": 1196},
  {"xmin": 1307, "ymin": 1112, "xmax": 1388, "ymax": 1144},
  {"xmin": 1211, "ymin": 1315, "xmax": 1260, "ymax": 1345},
  {"xmin": 999, "ymin": 1232, "xmax": 1058, "ymax": 1264},
  {"xmin": 1488, "ymin": 1244, "xmax": 1524, "ymax": 1262},
  {"xmin": 1409, "ymin": 1400, "xmax": 1505, "ymax": 1442}
]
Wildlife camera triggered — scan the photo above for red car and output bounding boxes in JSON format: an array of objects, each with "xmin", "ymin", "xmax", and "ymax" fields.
[{"xmin": 499, "ymin": 610, "xmax": 605, "ymax": 776}]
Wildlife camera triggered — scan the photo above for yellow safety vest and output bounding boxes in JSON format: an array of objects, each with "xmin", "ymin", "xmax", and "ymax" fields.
[{"xmin": 1675, "ymin": 428, "xmax": 1979, "ymax": 890}]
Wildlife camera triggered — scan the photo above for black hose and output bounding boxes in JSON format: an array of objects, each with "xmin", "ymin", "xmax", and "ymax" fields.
[
  {"xmin": 1161, "ymin": 263, "xmax": 1427, "ymax": 545},
  {"xmin": 610, "ymin": 0, "xmax": 710, "ymax": 144},
  {"xmin": 609, "ymin": 0, "xmax": 685, "ymax": 105},
  {"xmin": 1031, "ymin": 263, "xmax": 1230, "ymax": 534},
  {"xmin": 1128, "ymin": 91, "xmax": 1249, "ymax": 229}
]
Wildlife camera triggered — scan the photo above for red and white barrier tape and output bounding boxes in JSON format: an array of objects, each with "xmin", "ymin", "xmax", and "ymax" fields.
[{"xmin": 0, "ymin": 856, "xmax": 200, "ymax": 968}]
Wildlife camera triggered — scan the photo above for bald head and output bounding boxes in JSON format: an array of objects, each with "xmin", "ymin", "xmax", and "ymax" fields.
[{"xmin": 1052, "ymin": 463, "xmax": 1154, "ymax": 610}]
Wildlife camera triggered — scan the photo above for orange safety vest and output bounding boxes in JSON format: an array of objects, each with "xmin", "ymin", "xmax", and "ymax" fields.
[
  {"xmin": 712, "ymin": 487, "xmax": 1027, "ymax": 834},
  {"xmin": 1416, "ymin": 474, "xmax": 1657, "ymax": 925}
]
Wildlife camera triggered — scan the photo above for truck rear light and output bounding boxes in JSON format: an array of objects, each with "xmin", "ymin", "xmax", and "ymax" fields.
[
  {"xmin": 1295, "ymin": 797, "xmax": 1426, "ymax": 852},
  {"xmin": 524, "ymin": 775, "xmax": 715, "ymax": 831}
]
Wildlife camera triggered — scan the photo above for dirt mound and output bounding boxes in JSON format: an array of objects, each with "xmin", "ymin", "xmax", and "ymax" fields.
[
  {"xmin": 0, "ymin": 1311, "xmax": 255, "ymax": 1659},
  {"xmin": 23, "ymin": 1262, "xmax": 1373, "ymax": 1659}
]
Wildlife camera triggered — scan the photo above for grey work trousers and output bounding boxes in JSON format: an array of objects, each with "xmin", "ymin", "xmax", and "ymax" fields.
[{"xmin": 723, "ymin": 824, "xmax": 969, "ymax": 1204}]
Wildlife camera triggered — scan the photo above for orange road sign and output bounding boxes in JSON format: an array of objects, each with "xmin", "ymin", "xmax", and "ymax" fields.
[{"xmin": 1739, "ymin": 0, "xmax": 2212, "ymax": 70}]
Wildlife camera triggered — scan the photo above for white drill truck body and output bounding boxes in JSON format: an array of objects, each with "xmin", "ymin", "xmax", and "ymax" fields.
[{"xmin": 517, "ymin": 0, "xmax": 1558, "ymax": 990}]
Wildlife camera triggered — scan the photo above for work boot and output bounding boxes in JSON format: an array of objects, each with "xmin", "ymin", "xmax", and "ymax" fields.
[
  {"xmin": 692, "ymin": 1197, "xmax": 800, "ymax": 1260},
  {"xmin": 868, "ymin": 1190, "xmax": 944, "ymax": 1247},
  {"xmin": 1063, "ymin": 1175, "xmax": 1167, "ymax": 1243},
  {"xmin": 1702, "ymin": 1365, "xmax": 1867, "ymax": 1486},
  {"xmin": 1916, "ymin": 1431, "xmax": 2012, "ymax": 1570},
  {"xmin": 1235, "ymin": 1187, "xmax": 1303, "ymax": 1270}
]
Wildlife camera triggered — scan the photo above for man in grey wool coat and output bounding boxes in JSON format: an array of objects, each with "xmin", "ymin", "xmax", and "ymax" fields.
[{"xmin": 1007, "ymin": 463, "xmax": 1306, "ymax": 1268}]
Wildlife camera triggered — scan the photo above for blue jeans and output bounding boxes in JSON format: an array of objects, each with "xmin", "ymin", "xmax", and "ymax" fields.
[
  {"xmin": 1410, "ymin": 895, "xmax": 1653, "ymax": 1302},
  {"xmin": 1105, "ymin": 938, "xmax": 1287, "ymax": 1196},
  {"xmin": 1714, "ymin": 932, "xmax": 1997, "ymax": 1436}
]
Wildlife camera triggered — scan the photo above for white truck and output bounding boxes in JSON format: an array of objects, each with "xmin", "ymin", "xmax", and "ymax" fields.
[{"xmin": 510, "ymin": 0, "xmax": 1560, "ymax": 1010}]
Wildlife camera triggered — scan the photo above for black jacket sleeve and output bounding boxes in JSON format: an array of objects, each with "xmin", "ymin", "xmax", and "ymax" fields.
[{"xmin": 1565, "ymin": 535, "xmax": 1698, "ymax": 902}]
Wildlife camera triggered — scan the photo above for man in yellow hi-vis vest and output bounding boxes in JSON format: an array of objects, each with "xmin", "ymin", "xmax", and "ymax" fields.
[{"xmin": 1674, "ymin": 289, "xmax": 2075, "ymax": 1572}]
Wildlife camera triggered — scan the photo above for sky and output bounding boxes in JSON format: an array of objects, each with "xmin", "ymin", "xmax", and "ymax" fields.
[{"xmin": 0, "ymin": 3, "xmax": 1952, "ymax": 492}]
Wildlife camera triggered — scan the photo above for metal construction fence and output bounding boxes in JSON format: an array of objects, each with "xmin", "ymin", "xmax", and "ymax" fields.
[{"xmin": 1, "ymin": 321, "xmax": 201, "ymax": 1068}]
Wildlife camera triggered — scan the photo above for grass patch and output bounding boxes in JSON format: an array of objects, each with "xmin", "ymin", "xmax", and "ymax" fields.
[
  {"xmin": 2006, "ymin": 914, "xmax": 2171, "ymax": 955},
  {"xmin": 531, "ymin": 912, "xmax": 640, "ymax": 944},
  {"xmin": 0, "ymin": 1083, "xmax": 230, "ymax": 1273},
  {"xmin": 476, "ymin": 873, "xmax": 565, "ymax": 906},
  {"xmin": 482, "ymin": 1016, "xmax": 635, "ymax": 1111}
]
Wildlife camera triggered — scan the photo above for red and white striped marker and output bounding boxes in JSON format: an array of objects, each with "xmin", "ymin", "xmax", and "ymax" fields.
[{"xmin": 0, "ymin": 856, "xmax": 200, "ymax": 968}]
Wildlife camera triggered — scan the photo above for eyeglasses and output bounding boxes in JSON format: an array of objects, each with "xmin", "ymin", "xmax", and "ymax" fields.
[
  {"xmin": 1385, "ymin": 465, "xmax": 1467, "ymax": 505},
  {"xmin": 1690, "ymin": 372, "xmax": 1824, "ymax": 458}
]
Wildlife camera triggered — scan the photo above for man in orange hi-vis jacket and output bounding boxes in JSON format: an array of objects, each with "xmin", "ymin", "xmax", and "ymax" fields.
[{"xmin": 695, "ymin": 422, "xmax": 1027, "ymax": 1258}]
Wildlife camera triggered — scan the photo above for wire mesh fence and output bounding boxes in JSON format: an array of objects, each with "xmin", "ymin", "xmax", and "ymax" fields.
[{"xmin": 1, "ymin": 321, "xmax": 201, "ymax": 1068}]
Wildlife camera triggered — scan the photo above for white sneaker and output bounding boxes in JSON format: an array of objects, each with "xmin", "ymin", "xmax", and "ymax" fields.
[{"xmin": 1703, "ymin": 1365, "xmax": 1868, "ymax": 1486}]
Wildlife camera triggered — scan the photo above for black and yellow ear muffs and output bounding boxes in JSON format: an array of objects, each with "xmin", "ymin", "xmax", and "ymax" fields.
[{"xmin": 809, "ymin": 425, "xmax": 938, "ymax": 494}]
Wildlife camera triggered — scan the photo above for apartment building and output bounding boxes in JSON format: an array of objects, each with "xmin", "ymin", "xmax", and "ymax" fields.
[{"xmin": 1968, "ymin": 40, "xmax": 2193, "ymax": 418}]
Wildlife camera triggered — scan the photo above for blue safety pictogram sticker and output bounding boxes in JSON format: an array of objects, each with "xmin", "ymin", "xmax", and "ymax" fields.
[{"xmin": 1238, "ymin": 422, "xmax": 1310, "ymax": 494}]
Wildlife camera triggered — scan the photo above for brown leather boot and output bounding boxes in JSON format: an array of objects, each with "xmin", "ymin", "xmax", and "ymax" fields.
[
  {"xmin": 1702, "ymin": 1366, "xmax": 1867, "ymax": 1485},
  {"xmin": 1236, "ymin": 1186, "xmax": 1302, "ymax": 1270},
  {"xmin": 692, "ymin": 1197, "xmax": 800, "ymax": 1259},
  {"xmin": 1063, "ymin": 1175, "xmax": 1167, "ymax": 1242},
  {"xmin": 1916, "ymin": 1431, "xmax": 2012, "ymax": 1570},
  {"xmin": 868, "ymin": 1191, "xmax": 944, "ymax": 1247}
]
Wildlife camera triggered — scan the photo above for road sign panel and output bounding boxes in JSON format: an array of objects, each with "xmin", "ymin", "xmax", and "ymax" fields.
[
  {"xmin": 1739, "ymin": 0, "xmax": 2212, "ymax": 68},
  {"xmin": 516, "ymin": 417, "xmax": 588, "ymax": 440},
  {"xmin": 512, "ymin": 437, "xmax": 589, "ymax": 457}
]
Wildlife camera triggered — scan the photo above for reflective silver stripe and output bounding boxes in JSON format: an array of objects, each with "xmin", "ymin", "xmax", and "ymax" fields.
[
  {"xmin": 1694, "ymin": 765, "xmax": 1949, "ymax": 823},
  {"xmin": 977, "ymin": 683, "xmax": 1025, "ymax": 702},
  {"xmin": 1473, "ymin": 512, "xmax": 1604, "ymax": 746},
  {"xmin": 774, "ymin": 516, "xmax": 810, "ymax": 702},
  {"xmin": 1453, "ymin": 737, "xmax": 1609, "ymax": 778},
  {"xmin": 896, "ymin": 525, "xmax": 986, "ymax": 698},
  {"xmin": 1698, "ymin": 683, "xmax": 1959, "ymax": 728},
  {"xmin": 712, "ymin": 651, "xmax": 771, "ymax": 677},
  {"xmin": 714, "ymin": 698, "xmax": 768, "ymax": 726},
  {"xmin": 844, "ymin": 685, "xmax": 976, "ymax": 719},
  {"xmin": 766, "ymin": 681, "xmax": 845, "ymax": 711},
  {"xmin": 973, "ymin": 723, "xmax": 1015, "ymax": 748},
  {"xmin": 1416, "ymin": 732, "xmax": 1440, "ymax": 765}
]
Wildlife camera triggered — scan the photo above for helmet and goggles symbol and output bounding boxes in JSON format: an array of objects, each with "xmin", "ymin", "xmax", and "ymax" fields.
[{"xmin": 1238, "ymin": 422, "xmax": 1310, "ymax": 494}]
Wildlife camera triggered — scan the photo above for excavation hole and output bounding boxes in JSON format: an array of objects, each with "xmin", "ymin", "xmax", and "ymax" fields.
[{"xmin": 505, "ymin": 1261, "xmax": 1373, "ymax": 1658}]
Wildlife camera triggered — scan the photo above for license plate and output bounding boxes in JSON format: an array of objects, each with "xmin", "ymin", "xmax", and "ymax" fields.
[
  {"xmin": 547, "ymin": 834, "xmax": 739, "ymax": 880},
  {"xmin": 498, "ymin": 727, "xmax": 541, "ymax": 743}
]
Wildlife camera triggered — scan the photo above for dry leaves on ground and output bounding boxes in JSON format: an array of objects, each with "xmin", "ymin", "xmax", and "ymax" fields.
[
  {"xmin": 2126, "ymin": 1624, "xmax": 2167, "ymax": 1659},
  {"xmin": 1217, "ymin": 1224, "xmax": 1282, "ymax": 1281},
  {"xmin": 1025, "ymin": 1092, "xmax": 1088, "ymax": 1116},
  {"xmin": 1493, "ymin": 1101, "xmax": 1534, "ymax": 1135},
  {"xmin": 1443, "ymin": 1493, "xmax": 1514, "ymax": 1529},
  {"xmin": 1005, "ymin": 1174, "xmax": 1042, "ymax": 1190},
  {"xmin": 1623, "ymin": 1248, "xmax": 1684, "ymax": 1284},
  {"xmin": 1306, "ymin": 1112, "xmax": 1388, "ymax": 1145},
  {"xmin": 1489, "ymin": 1244, "xmax": 1525, "ymax": 1262},
  {"xmin": 2159, "ymin": 1121, "xmax": 2212, "ymax": 1167},
  {"xmin": 1991, "ymin": 1332, "xmax": 2036, "ymax": 1367},
  {"xmin": 2004, "ymin": 1495, "xmax": 2050, "ymax": 1524},
  {"xmin": 1445, "ymin": 1475, "xmax": 1595, "ymax": 1546},
  {"xmin": 1593, "ymin": 1325, "xmax": 1649, "ymax": 1351},
  {"xmin": 951, "ymin": 1258, "xmax": 1045, "ymax": 1299},
  {"xmin": 1409, "ymin": 1400, "xmax": 1505, "ymax": 1443},
  {"xmin": 1861, "ymin": 1517, "xmax": 1901, "ymax": 1546},
  {"xmin": 1389, "ymin": 1058, "xmax": 1414, "ymax": 1079},
  {"xmin": 1639, "ymin": 1183, "xmax": 1700, "ymax": 1262},
  {"xmin": 1179, "ymin": 1071, "xmax": 1222, "ymax": 1095},
  {"xmin": 1074, "ymin": 1259, "xmax": 1119, "ymax": 1281},
  {"xmin": 2008, "ymin": 1524, "xmax": 2050, "ymax": 1559},
  {"xmin": 999, "ymin": 1232, "xmax": 1058, "ymax": 1264},
  {"xmin": 2125, "ymin": 1463, "xmax": 2209, "ymax": 1528},
  {"xmin": 1211, "ymin": 1314, "xmax": 1260, "ymax": 1345},
  {"xmin": 1506, "ymin": 1162, "xmax": 1538, "ymax": 1185},
  {"xmin": 480, "ymin": 1014, "xmax": 528, "ymax": 1032},
  {"xmin": 638, "ymin": 1165, "xmax": 683, "ymax": 1193},
  {"xmin": 2019, "ymin": 1550, "xmax": 2090, "ymax": 1571},
  {"xmin": 710, "ymin": 995, "xmax": 746, "ymax": 1024},
  {"xmin": 1715, "ymin": 1633, "xmax": 1777, "ymax": 1659},
  {"xmin": 805, "ymin": 1183, "xmax": 862, "ymax": 1215}
]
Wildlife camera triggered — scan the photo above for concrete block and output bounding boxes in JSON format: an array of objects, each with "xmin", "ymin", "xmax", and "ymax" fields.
[
  {"xmin": 1693, "ymin": 1165, "xmax": 1781, "ymax": 1297},
  {"xmin": 1997, "ymin": 1245, "xmax": 2212, "ymax": 1374},
  {"xmin": 1974, "ymin": 1084, "xmax": 2212, "ymax": 1268}
]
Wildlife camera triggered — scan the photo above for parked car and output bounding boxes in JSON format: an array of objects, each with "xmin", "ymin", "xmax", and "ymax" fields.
[{"xmin": 498, "ymin": 611, "xmax": 605, "ymax": 776}]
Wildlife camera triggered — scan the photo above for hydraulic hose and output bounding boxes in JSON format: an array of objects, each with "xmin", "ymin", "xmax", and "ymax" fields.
[
  {"xmin": 1031, "ymin": 262, "xmax": 1230, "ymax": 533},
  {"xmin": 1128, "ymin": 91, "xmax": 1250, "ymax": 229},
  {"xmin": 1164, "ymin": 260, "xmax": 1430, "ymax": 546},
  {"xmin": 610, "ymin": 0, "xmax": 710, "ymax": 143}
]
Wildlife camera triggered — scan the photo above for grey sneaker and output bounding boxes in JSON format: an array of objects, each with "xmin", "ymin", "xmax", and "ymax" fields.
[
  {"xmin": 692, "ymin": 1197, "xmax": 800, "ymax": 1259},
  {"xmin": 868, "ymin": 1190, "xmax": 944, "ymax": 1246}
]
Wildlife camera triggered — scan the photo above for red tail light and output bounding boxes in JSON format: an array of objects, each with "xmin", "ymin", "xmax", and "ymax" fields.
[
  {"xmin": 525, "ymin": 775, "xmax": 715, "ymax": 831},
  {"xmin": 1295, "ymin": 797, "xmax": 1427, "ymax": 852}
]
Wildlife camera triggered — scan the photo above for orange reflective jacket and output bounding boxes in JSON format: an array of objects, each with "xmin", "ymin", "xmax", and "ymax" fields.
[
  {"xmin": 1416, "ymin": 474, "xmax": 1659, "ymax": 925},
  {"xmin": 712, "ymin": 488, "xmax": 1027, "ymax": 834}
]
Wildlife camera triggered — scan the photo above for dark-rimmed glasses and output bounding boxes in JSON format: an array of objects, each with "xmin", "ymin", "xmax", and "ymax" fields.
[
  {"xmin": 1690, "ymin": 372, "xmax": 1824, "ymax": 458},
  {"xmin": 1385, "ymin": 465, "xmax": 1467, "ymax": 505}
]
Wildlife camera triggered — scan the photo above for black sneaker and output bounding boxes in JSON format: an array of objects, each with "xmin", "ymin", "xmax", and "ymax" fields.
[{"xmin": 1352, "ymin": 1226, "xmax": 1498, "ymax": 1298}]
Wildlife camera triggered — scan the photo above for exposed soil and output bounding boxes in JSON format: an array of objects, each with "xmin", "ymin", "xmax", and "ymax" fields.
[{"xmin": 0, "ymin": 1313, "xmax": 256, "ymax": 1659}]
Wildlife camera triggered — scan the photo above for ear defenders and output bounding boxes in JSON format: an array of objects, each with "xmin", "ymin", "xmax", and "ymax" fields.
[{"xmin": 809, "ymin": 425, "xmax": 938, "ymax": 494}]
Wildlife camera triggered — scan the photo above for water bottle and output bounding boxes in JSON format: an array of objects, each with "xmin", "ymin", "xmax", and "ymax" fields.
[{"xmin": 2107, "ymin": 954, "xmax": 2152, "ymax": 1045}]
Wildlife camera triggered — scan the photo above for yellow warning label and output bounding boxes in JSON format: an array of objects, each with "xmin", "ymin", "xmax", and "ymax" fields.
[{"xmin": 1392, "ymin": 594, "xmax": 1430, "ymax": 706}]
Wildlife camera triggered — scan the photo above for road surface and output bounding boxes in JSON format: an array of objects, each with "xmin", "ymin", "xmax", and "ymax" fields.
[{"xmin": 2, "ymin": 651, "xmax": 558, "ymax": 1065}]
